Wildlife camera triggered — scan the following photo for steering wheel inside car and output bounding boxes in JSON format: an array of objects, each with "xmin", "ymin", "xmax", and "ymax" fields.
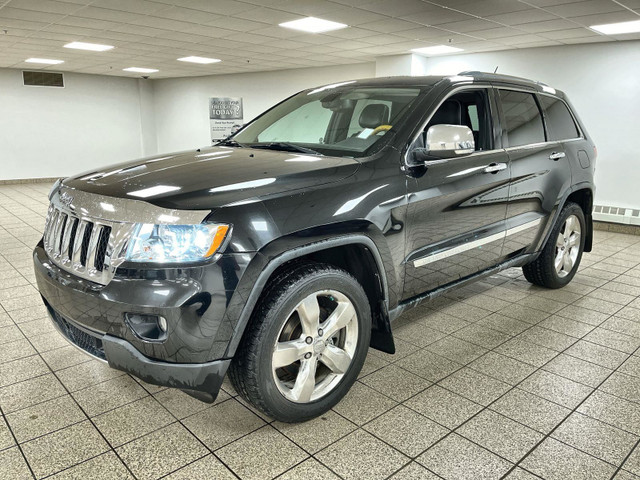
[{"xmin": 368, "ymin": 125, "xmax": 392, "ymax": 137}]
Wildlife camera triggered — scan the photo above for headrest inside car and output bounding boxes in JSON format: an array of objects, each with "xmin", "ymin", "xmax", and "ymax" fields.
[
  {"xmin": 359, "ymin": 104, "xmax": 390, "ymax": 129},
  {"xmin": 427, "ymin": 100, "xmax": 462, "ymax": 128}
]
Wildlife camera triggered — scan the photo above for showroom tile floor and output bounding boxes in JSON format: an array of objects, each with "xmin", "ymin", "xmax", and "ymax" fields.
[{"xmin": 1, "ymin": 182, "xmax": 640, "ymax": 480}]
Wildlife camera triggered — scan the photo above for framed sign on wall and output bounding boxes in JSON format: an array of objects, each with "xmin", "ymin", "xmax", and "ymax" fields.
[{"xmin": 209, "ymin": 97, "xmax": 244, "ymax": 141}]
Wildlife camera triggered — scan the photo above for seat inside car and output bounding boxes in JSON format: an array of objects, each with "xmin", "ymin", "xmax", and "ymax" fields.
[{"xmin": 359, "ymin": 103, "xmax": 390, "ymax": 130}]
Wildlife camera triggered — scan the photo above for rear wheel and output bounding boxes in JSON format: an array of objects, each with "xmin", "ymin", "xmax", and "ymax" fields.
[
  {"xmin": 523, "ymin": 202, "xmax": 585, "ymax": 289},
  {"xmin": 228, "ymin": 263, "xmax": 371, "ymax": 422}
]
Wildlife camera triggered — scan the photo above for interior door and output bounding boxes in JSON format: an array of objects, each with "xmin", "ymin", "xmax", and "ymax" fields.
[
  {"xmin": 402, "ymin": 87, "xmax": 511, "ymax": 300},
  {"xmin": 496, "ymin": 88, "xmax": 573, "ymax": 258}
]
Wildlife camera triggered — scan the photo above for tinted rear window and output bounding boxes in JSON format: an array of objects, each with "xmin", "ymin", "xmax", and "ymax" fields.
[
  {"xmin": 498, "ymin": 90, "xmax": 545, "ymax": 147},
  {"xmin": 538, "ymin": 95, "xmax": 580, "ymax": 141}
]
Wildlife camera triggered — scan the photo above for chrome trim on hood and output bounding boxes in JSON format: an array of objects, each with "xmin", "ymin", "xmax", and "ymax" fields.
[{"xmin": 43, "ymin": 186, "xmax": 213, "ymax": 285}]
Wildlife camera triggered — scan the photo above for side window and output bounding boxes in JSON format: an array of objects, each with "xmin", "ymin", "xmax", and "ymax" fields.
[
  {"xmin": 538, "ymin": 95, "xmax": 580, "ymax": 141},
  {"xmin": 258, "ymin": 101, "xmax": 333, "ymax": 143},
  {"xmin": 498, "ymin": 90, "xmax": 545, "ymax": 147},
  {"xmin": 425, "ymin": 89, "xmax": 492, "ymax": 151}
]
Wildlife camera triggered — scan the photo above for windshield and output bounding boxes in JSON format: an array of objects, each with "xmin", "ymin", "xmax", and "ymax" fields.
[{"xmin": 230, "ymin": 84, "xmax": 424, "ymax": 157}]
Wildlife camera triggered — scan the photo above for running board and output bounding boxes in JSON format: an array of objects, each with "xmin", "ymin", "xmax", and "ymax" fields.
[{"xmin": 389, "ymin": 253, "xmax": 537, "ymax": 322}]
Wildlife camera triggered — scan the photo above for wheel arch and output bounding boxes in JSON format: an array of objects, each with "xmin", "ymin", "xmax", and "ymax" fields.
[
  {"xmin": 564, "ymin": 187, "xmax": 593, "ymax": 252},
  {"xmin": 536, "ymin": 184, "xmax": 594, "ymax": 255},
  {"xmin": 224, "ymin": 234, "xmax": 396, "ymax": 359}
]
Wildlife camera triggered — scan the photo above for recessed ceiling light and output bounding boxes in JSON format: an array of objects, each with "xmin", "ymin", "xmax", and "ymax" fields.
[
  {"xmin": 64, "ymin": 41, "xmax": 114, "ymax": 51},
  {"xmin": 590, "ymin": 19, "xmax": 640, "ymax": 35},
  {"xmin": 123, "ymin": 67, "xmax": 159, "ymax": 73},
  {"xmin": 25, "ymin": 58, "xmax": 64, "ymax": 65},
  {"xmin": 177, "ymin": 56, "xmax": 221, "ymax": 64},
  {"xmin": 412, "ymin": 45, "xmax": 464, "ymax": 55},
  {"xmin": 279, "ymin": 17, "xmax": 348, "ymax": 33}
]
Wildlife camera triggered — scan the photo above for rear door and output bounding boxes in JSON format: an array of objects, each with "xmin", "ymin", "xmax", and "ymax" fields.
[
  {"xmin": 402, "ymin": 86, "xmax": 511, "ymax": 300},
  {"xmin": 496, "ymin": 88, "xmax": 572, "ymax": 258}
]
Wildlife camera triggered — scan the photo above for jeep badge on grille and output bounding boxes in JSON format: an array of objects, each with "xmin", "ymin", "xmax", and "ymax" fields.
[{"xmin": 59, "ymin": 191, "xmax": 73, "ymax": 208}]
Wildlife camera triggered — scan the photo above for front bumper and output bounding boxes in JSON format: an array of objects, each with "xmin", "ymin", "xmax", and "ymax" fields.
[
  {"xmin": 46, "ymin": 305, "xmax": 229, "ymax": 400},
  {"xmin": 34, "ymin": 243, "xmax": 252, "ymax": 400}
]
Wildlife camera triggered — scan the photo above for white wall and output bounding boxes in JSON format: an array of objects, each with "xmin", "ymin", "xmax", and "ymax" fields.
[
  {"xmin": 152, "ymin": 62, "xmax": 375, "ymax": 153},
  {"xmin": 0, "ymin": 69, "xmax": 148, "ymax": 180},
  {"xmin": 408, "ymin": 41, "xmax": 640, "ymax": 210}
]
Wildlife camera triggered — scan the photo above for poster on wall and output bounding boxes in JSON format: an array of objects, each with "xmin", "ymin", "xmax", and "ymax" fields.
[{"xmin": 209, "ymin": 97, "xmax": 244, "ymax": 142}]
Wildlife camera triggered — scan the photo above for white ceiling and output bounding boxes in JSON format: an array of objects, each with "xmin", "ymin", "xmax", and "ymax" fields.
[{"xmin": 1, "ymin": 0, "xmax": 639, "ymax": 78}]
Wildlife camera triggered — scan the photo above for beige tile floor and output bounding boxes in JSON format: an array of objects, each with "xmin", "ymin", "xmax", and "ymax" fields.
[{"xmin": 1, "ymin": 182, "xmax": 640, "ymax": 479}]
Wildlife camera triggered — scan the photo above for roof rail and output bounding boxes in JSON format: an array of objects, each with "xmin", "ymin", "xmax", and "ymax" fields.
[{"xmin": 456, "ymin": 71, "xmax": 554, "ymax": 89}]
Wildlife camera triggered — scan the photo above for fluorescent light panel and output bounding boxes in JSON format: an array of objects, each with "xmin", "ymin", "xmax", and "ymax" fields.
[
  {"xmin": 128, "ymin": 185, "xmax": 180, "ymax": 198},
  {"xmin": 279, "ymin": 17, "xmax": 347, "ymax": 33},
  {"xmin": 25, "ymin": 58, "xmax": 64, "ymax": 64},
  {"xmin": 177, "ymin": 56, "xmax": 221, "ymax": 64},
  {"xmin": 123, "ymin": 67, "xmax": 159, "ymax": 73},
  {"xmin": 590, "ymin": 19, "xmax": 640, "ymax": 35},
  {"xmin": 64, "ymin": 41, "xmax": 114, "ymax": 51},
  {"xmin": 412, "ymin": 45, "xmax": 464, "ymax": 55}
]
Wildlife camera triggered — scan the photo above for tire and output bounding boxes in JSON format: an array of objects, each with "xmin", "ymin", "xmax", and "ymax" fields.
[
  {"xmin": 228, "ymin": 263, "xmax": 371, "ymax": 422},
  {"xmin": 522, "ymin": 202, "xmax": 586, "ymax": 289}
]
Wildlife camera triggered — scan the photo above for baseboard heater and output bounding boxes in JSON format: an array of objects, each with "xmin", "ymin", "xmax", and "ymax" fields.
[{"xmin": 593, "ymin": 205, "xmax": 640, "ymax": 226}]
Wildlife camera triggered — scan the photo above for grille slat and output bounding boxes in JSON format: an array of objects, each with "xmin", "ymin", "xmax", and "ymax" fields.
[
  {"xmin": 71, "ymin": 220, "xmax": 88, "ymax": 266},
  {"xmin": 43, "ymin": 207, "xmax": 113, "ymax": 282},
  {"xmin": 80, "ymin": 222, "xmax": 94, "ymax": 266},
  {"xmin": 66, "ymin": 218, "xmax": 79, "ymax": 260},
  {"xmin": 95, "ymin": 226, "xmax": 111, "ymax": 271}
]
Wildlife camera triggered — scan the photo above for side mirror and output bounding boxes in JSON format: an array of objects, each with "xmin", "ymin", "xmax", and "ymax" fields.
[{"xmin": 421, "ymin": 124, "xmax": 475, "ymax": 160}]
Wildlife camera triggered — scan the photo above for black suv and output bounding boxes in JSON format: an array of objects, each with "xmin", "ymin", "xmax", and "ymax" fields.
[{"xmin": 34, "ymin": 72, "xmax": 595, "ymax": 422}]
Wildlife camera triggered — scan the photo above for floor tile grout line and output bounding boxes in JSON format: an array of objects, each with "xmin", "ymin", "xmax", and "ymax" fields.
[
  {"xmin": 0, "ymin": 403, "xmax": 37, "ymax": 479},
  {"xmin": 500, "ymin": 343, "xmax": 640, "ymax": 479},
  {"xmin": 3, "ymin": 326, "xmax": 141, "ymax": 480},
  {"xmin": 611, "ymin": 437, "xmax": 640, "ymax": 479},
  {"xmin": 386, "ymin": 293, "xmax": 639, "ymax": 474},
  {"xmin": 158, "ymin": 394, "xmax": 247, "ymax": 480}
]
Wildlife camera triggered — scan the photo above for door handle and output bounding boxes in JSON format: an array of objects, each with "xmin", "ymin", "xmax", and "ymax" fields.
[
  {"xmin": 549, "ymin": 151, "xmax": 566, "ymax": 160},
  {"xmin": 483, "ymin": 163, "xmax": 507, "ymax": 174}
]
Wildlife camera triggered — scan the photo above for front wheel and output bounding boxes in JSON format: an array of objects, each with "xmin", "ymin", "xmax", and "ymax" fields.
[
  {"xmin": 522, "ymin": 202, "xmax": 586, "ymax": 289},
  {"xmin": 228, "ymin": 263, "xmax": 371, "ymax": 422}
]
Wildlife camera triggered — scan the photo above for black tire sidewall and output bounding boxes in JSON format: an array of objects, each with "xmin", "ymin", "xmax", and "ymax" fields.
[{"xmin": 253, "ymin": 269, "xmax": 371, "ymax": 422}]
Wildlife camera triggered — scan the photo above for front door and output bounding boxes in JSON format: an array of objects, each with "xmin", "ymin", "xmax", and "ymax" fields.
[{"xmin": 402, "ymin": 87, "xmax": 511, "ymax": 300}]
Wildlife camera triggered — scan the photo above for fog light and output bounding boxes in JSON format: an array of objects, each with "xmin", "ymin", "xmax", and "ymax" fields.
[
  {"xmin": 158, "ymin": 316, "xmax": 167, "ymax": 333},
  {"xmin": 125, "ymin": 313, "xmax": 168, "ymax": 342}
]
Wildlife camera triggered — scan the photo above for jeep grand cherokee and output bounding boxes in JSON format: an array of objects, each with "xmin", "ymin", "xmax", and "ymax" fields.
[{"xmin": 34, "ymin": 72, "xmax": 595, "ymax": 422}]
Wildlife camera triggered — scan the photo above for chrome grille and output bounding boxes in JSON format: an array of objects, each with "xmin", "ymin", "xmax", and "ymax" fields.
[
  {"xmin": 43, "ymin": 205, "xmax": 120, "ymax": 285},
  {"xmin": 43, "ymin": 185, "xmax": 214, "ymax": 285}
]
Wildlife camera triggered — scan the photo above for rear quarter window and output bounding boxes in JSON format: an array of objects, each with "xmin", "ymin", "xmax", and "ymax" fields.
[{"xmin": 538, "ymin": 95, "xmax": 580, "ymax": 141}]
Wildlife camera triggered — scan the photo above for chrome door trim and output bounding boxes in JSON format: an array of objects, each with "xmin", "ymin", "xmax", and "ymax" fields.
[{"xmin": 412, "ymin": 218, "xmax": 541, "ymax": 267}]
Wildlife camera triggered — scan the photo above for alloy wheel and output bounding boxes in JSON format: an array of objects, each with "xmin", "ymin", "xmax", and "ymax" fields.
[
  {"xmin": 555, "ymin": 214, "xmax": 581, "ymax": 278},
  {"xmin": 271, "ymin": 290, "xmax": 358, "ymax": 403}
]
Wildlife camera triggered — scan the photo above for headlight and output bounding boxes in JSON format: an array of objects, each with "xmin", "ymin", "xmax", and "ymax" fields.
[
  {"xmin": 49, "ymin": 178, "xmax": 63, "ymax": 200},
  {"xmin": 125, "ymin": 223, "xmax": 230, "ymax": 263}
]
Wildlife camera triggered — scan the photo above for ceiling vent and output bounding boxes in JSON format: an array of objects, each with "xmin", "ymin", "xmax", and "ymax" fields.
[{"xmin": 23, "ymin": 70, "xmax": 64, "ymax": 87}]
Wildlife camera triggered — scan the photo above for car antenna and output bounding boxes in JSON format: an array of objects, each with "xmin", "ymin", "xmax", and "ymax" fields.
[{"xmin": 494, "ymin": 66, "xmax": 499, "ymax": 73}]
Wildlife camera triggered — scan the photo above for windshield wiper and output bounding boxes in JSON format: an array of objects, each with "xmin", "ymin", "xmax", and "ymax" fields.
[
  {"xmin": 250, "ymin": 142, "xmax": 322, "ymax": 156},
  {"xmin": 216, "ymin": 139, "xmax": 247, "ymax": 148}
]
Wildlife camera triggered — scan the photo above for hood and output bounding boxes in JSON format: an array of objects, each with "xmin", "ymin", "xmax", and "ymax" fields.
[{"xmin": 63, "ymin": 146, "xmax": 360, "ymax": 210}]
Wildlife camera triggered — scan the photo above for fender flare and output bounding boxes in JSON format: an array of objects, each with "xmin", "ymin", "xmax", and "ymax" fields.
[
  {"xmin": 223, "ymin": 234, "xmax": 393, "ymax": 357},
  {"xmin": 535, "ymin": 182, "xmax": 595, "ymax": 255}
]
